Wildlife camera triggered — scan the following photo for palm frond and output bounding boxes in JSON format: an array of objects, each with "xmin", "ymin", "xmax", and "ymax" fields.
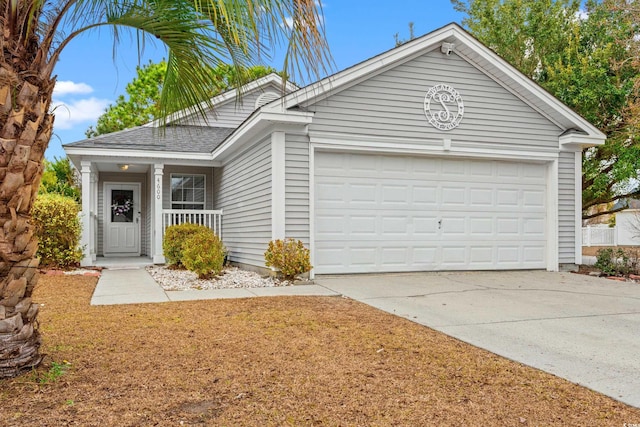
[{"xmin": 12, "ymin": 0, "xmax": 331, "ymax": 123}]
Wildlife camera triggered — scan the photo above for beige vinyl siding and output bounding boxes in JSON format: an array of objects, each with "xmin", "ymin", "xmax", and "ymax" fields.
[
  {"xmin": 212, "ymin": 137, "xmax": 272, "ymax": 267},
  {"xmin": 558, "ymin": 151, "xmax": 577, "ymax": 264},
  {"xmin": 179, "ymin": 83, "xmax": 283, "ymax": 128},
  {"xmin": 97, "ymin": 173, "xmax": 148, "ymax": 256},
  {"xmin": 285, "ymin": 133, "xmax": 310, "ymax": 246},
  {"xmin": 306, "ymin": 49, "xmax": 562, "ymax": 152},
  {"xmin": 162, "ymin": 166, "xmax": 214, "ymax": 210}
]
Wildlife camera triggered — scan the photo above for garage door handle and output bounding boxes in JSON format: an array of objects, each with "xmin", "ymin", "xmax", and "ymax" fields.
[{"xmin": 438, "ymin": 219, "xmax": 442, "ymax": 229}]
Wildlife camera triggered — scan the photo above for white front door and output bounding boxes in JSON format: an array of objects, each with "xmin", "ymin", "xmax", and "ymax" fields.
[{"xmin": 104, "ymin": 183, "xmax": 141, "ymax": 256}]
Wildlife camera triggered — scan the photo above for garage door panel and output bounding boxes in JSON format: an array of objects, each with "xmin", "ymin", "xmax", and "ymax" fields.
[
  {"xmin": 351, "ymin": 216, "xmax": 377, "ymax": 235},
  {"xmin": 351, "ymin": 247, "xmax": 378, "ymax": 268},
  {"xmin": 413, "ymin": 217, "xmax": 439, "ymax": 235},
  {"xmin": 440, "ymin": 246, "xmax": 467, "ymax": 264},
  {"xmin": 523, "ymin": 245, "xmax": 545, "ymax": 263},
  {"xmin": 497, "ymin": 189, "xmax": 519, "ymax": 206},
  {"xmin": 381, "ymin": 156, "xmax": 410, "ymax": 174},
  {"xmin": 441, "ymin": 217, "xmax": 466, "ymax": 235},
  {"xmin": 413, "ymin": 247, "xmax": 438, "ymax": 265},
  {"xmin": 470, "ymin": 218, "xmax": 493, "ymax": 234},
  {"xmin": 443, "ymin": 161, "xmax": 466, "ymax": 176},
  {"xmin": 441, "ymin": 187, "xmax": 466, "ymax": 206},
  {"xmin": 413, "ymin": 186, "xmax": 438, "ymax": 205},
  {"xmin": 351, "ymin": 184, "xmax": 377, "ymax": 203},
  {"xmin": 524, "ymin": 218, "xmax": 545, "ymax": 235},
  {"xmin": 497, "ymin": 218, "xmax": 519, "ymax": 234},
  {"xmin": 382, "ymin": 185, "xmax": 410, "ymax": 204},
  {"xmin": 497, "ymin": 246, "xmax": 520, "ymax": 263},
  {"xmin": 470, "ymin": 189, "xmax": 493, "ymax": 206},
  {"xmin": 469, "ymin": 161, "xmax": 494, "ymax": 177},
  {"xmin": 413, "ymin": 158, "xmax": 442, "ymax": 176},
  {"xmin": 523, "ymin": 190, "xmax": 545, "ymax": 208},
  {"xmin": 470, "ymin": 246, "xmax": 494, "ymax": 263},
  {"xmin": 315, "ymin": 214, "xmax": 346, "ymax": 234},
  {"xmin": 314, "ymin": 152, "xmax": 547, "ymax": 273},
  {"xmin": 497, "ymin": 162, "xmax": 520, "ymax": 178},
  {"xmin": 381, "ymin": 247, "xmax": 411, "ymax": 267}
]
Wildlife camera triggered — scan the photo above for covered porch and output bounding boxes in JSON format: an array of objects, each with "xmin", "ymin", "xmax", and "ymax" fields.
[{"xmin": 72, "ymin": 158, "xmax": 222, "ymax": 267}]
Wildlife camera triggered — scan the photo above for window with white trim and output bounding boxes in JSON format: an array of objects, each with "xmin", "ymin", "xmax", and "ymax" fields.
[{"xmin": 170, "ymin": 174, "xmax": 205, "ymax": 210}]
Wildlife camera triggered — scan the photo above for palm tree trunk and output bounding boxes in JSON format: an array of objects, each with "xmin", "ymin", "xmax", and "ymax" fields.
[{"xmin": 0, "ymin": 65, "xmax": 55, "ymax": 378}]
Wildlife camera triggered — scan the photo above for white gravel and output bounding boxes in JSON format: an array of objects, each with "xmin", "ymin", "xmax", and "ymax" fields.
[{"xmin": 146, "ymin": 265, "xmax": 292, "ymax": 291}]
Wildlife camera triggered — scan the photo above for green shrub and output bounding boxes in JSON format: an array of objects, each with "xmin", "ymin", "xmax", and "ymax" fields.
[
  {"xmin": 264, "ymin": 238, "xmax": 312, "ymax": 281},
  {"xmin": 163, "ymin": 223, "xmax": 208, "ymax": 267},
  {"xmin": 32, "ymin": 193, "xmax": 83, "ymax": 268},
  {"xmin": 595, "ymin": 247, "xmax": 631, "ymax": 276},
  {"xmin": 182, "ymin": 229, "xmax": 226, "ymax": 279}
]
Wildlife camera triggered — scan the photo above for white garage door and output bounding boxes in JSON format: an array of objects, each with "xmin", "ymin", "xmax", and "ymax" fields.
[{"xmin": 314, "ymin": 152, "xmax": 547, "ymax": 274}]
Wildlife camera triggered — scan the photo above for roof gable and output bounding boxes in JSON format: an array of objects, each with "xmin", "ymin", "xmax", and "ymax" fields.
[
  {"xmin": 153, "ymin": 73, "xmax": 297, "ymax": 128},
  {"xmin": 304, "ymin": 47, "xmax": 563, "ymax": 152},
  {"xmin": 264, "ymin": 23, "xmax": 605, "ymax": 146}
]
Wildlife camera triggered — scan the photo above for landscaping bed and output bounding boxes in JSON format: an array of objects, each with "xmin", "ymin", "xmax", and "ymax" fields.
[
  {"xmin": 579, "ymin": 246, "xmax": 640, "ymax": 282},
  {"xmin": 1, "ymin": 275, "xmax": 639, "ymax": 426}
]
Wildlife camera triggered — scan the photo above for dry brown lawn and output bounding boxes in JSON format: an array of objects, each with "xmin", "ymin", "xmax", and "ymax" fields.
[{"xmin": 1, "ymin": 275, "xmax": 639, "ymax": 426}]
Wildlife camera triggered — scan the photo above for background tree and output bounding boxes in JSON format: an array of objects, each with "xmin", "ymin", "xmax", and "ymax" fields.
[
  {"xmin": 0, "ymin": 0, "xmax": 331, "ymax": 378},
  {"xmin": 452, "ymin": 0, "xmax": 640, "ymax": 219},
  {"xmin": 38, "ymin": 157, "xmax": 80, "ymax": 202},
  {"xmin": 85, "ymin": 60, "xmax": 167, "ymax": 137},
  {"xmin": 394, "ymin": 22, "xmax": 416, "ymax": 47},
  {"xmin": 86, "ymin": 62, "xmax": 277, "ymax": 137}
]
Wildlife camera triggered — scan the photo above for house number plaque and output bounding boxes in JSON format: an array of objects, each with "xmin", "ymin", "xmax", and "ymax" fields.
[
  {"xmin": 156, "ymin": 177, "xmax": 161, "ymax": 200},
  {"xmin": 424, "ymin": 84, "xmax": 464, "ymax": 131}
]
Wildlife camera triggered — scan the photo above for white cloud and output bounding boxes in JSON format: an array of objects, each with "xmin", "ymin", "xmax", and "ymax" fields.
[
  {"xmin": 54, "ymin": 81, "xmax": 94, "ymax": 96},
  {"xmin": 51, "ymin": 97, "xmax": 110, "ymax": 130},
  {"xmin": 281, "ymin": 1, "xmax": 325, "ymax": 29},
  {"xmin": 575, "ymin": 10, "xmax": 588, "ymax": 21}
]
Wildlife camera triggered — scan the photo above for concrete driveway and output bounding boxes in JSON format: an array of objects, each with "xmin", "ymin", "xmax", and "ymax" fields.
[{"xmin": 315, "ymin": 270, "xmax": 640, "ymax": 408}]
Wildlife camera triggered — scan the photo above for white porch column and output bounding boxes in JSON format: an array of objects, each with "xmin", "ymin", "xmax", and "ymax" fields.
[
  {"xmin": 153, "ymin": 163, "xmax": 165, "ymax": 264},
  {"xmin": 271, "ymin": 131, "xmax": 286, "ymax": 240},
  {"xmin": 89, "ymin": 170, "xmax": 98, "ymax": 262},
  {"xmin": 80, "ymin": 161, "xmax": 93, "ymax": 266}
]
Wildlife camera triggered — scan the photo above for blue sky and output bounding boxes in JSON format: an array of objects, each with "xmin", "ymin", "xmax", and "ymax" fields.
[{"xmin": 47, "ymin": 0, "xmax": 463, "ymax": 160}]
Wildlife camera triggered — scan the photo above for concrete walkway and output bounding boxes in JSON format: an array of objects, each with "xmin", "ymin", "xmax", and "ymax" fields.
[
  {"xmin": 315, "ymin": 270, "xmax": 640, "ymax": 409},
  {"xmin": 90, "ymin": 267, "xmax": 339, "ymax": 305}
]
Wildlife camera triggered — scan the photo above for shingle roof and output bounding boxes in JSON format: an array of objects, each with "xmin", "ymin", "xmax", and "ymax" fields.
[{"xmin": 64, "ymin": 125, "xmax": 235, "ymax": 153}]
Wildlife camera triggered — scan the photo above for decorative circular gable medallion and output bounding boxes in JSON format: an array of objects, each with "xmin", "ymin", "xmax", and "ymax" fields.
[{"xmin": 424, "ymin": 84, "xmax": 464, "ymax": 131}]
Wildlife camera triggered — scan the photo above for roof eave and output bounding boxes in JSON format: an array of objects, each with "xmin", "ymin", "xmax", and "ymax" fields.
[
  {"xmin": 559, "ymin": 132, "xmax": 605, "ymax": 150},
  {"xmin": 147, "ymin": 73, "xmax": 298, "ymax": 127},
  {"xmin": 64, "ymin": 146, "xmax": 215, "ymax": 162},
  {"xmin": 211, "ymin": 109, "xmax": 314, "ymax": 161}
]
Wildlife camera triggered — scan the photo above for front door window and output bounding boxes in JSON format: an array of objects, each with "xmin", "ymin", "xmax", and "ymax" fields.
[{"xmin": 111, "ymin": 189, "xmax": 134, "ymax": 223}]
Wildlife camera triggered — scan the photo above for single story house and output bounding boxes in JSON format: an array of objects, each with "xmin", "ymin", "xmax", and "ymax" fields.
[{"xmin": 64, "ymin": 23, "xmax": 605, "ymax": 277}]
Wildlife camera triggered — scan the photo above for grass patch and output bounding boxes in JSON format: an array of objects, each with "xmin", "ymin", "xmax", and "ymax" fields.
[{"xmin": 0, "ymin": 275, "xmax": 638, "ymax": 426}]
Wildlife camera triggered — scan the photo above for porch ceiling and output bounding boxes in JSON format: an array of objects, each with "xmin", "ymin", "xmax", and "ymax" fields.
[{"xmin": 93, "ymin": 163, "xmax": 150, "ymax": 173}]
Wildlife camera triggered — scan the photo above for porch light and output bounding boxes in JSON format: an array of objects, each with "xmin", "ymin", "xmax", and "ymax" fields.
[{"xmin": 118, "ymin": 164, "xmax": 129, "ymax": 171}]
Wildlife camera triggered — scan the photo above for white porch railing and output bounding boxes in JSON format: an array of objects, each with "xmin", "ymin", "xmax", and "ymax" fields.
[
  {"xmin": 162, "ymin": 209, "xmax": 223, "ymax": 238},
  {"xmin": 582, "ymin": 225, "xmax": 616, "ymax": 247}
]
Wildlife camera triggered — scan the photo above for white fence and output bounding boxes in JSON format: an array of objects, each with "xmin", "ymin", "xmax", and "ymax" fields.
[
  {"xmin": 162, "ymin": 209, "xmax": 223, "ymax": 238},
  {"xmin": 582, "ymin": 226, "xmax": 616, "ymax": 247}
]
